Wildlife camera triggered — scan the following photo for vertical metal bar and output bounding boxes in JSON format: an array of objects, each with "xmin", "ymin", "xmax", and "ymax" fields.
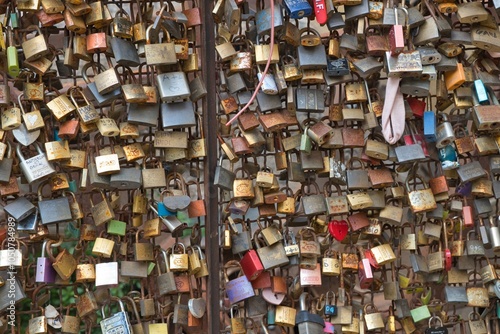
[{"xmin": 201, "ymin": 1, "xmax": 220, "ymax": 333}]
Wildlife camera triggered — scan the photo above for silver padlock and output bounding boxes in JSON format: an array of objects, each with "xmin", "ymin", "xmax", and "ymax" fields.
[
  {"xmin": 127, "ymin": 101, "xmax": 160, "ymax": 127},
  {"xmin": 17, "ymin": 143, "xmax": 56, "ymax": 184},
  {"xmin": 161, "ymin": 101, "xmax": 196, "ymax": 129},
  {"xmin": 435, "ymin": 113, "xmax": 456, "ymax": 149},
  {"xmin": 37, "ymin": 180, "xmax": 73, "ymax": 225},
  {"xmin": 4, "ymin": 196, "xmax": 36, "ymax": 221},
  {"xmin": 489, "ymin": 216, "xmax": 500, "ymax": 252},
  {"xmin": 156, "ymin": 71, "xmax": 191, "ymax": 103}
]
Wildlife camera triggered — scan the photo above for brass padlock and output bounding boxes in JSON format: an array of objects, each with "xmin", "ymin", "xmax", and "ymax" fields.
[
  {"xmin": 169, "ymin": 243, "xmax": 189, "ymax": 272},
  {"xmin": 134, "ymin": 230, "xmax": 155, "ymax": 262},
  {"xmin": 22, "ymin": 25, "xmax": 50, "ymax": 61}
]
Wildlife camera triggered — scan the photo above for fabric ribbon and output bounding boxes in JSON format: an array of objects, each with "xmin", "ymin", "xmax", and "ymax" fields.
[{"xmin": 381, "ymin": 77, "xmax": 405, "ymax": 145}]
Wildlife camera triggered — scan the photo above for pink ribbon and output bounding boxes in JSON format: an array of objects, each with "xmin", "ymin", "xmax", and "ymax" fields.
[{"xmin": 381, "ymin": 77, "xmax": 405, "ymax": 145}]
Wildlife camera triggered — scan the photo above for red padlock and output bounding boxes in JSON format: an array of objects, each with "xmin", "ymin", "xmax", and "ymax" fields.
[
  {"xmin": 313, "ymin": 0, "xmax": 327, "ymax": 25},
  {"xmin": 443, "ymin": 220, "xmax": 452, "ymax": 272},
  {"xmin": 364, "ymin": 248, "xmax": 379, "ymax": 270},
  {"xmin": 240, "ymin": 249, "xmax": 264, "ymax": 281},
  {"xmin": 328, "ymin": 219, "xmax": 349, "ymax": 242},
  {"xmin": 406, "ymin": 97, "xmax": 426, "ymax": 118}
]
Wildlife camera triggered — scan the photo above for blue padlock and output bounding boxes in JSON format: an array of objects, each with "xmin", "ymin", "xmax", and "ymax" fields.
[
  {"xmin": 473, "ymin": 79, "xmax": 489, "ymax": 105},
  {"xmin": 53, "ymin": 128, "xmax": 61, "ymax": 141},
  {"xmin": 423, "ymin": 111, "xmax": 437, "ymax": 142},
  {"xmin": 283, "ymin": 0, "xmax": 313, "ymax": 19},
  {"xmin": 157, "ymin": 202, "xmax": 175, "ymax": 217},
  {"xmin": 438, "ymin": 145, "xmax": 459, "ymax": 171}
]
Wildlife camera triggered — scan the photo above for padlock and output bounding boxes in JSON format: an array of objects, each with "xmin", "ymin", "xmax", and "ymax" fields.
[
  {"xmin": 370, "ymin": 240, "xmax": 397, "ymax": 265},
  {"xmin": 19, "ymin": 96, "xmax": 44, "ymax": 133},
  {"xmin": 322, "ymin": 249, "xmax": 340, "ymax": 276},
  {"xmin": 75, "ymin": 287, "xmax": 98, "ymax": 318},
  {"xmin": 17, "ymin": 143, "xmax": 56, "ymax": 184},
  {"xmin": 389, "ymin": 7, "xmax": 406, "ymax": 55},
  {"xmin": 157, "ymin": 71, "xmax": 191, "ymax": 103},
  {"xmin": 93, "ymin": 58, "xmax": 121, "ymax": 95},
  {"xmin": 28, "ymin": 307, "xmax": 47, "ymax": 334},
  {"xmin": 297, "ymin": 31, "xmax": 328, "ymax": 70},
  {"xmin": 155, "ymin": 249, "xmax": 178, "ymax": 296},
  {"xmin": 357, "ymin": 247, "xmax": 373, "ymax": 289},
  {"xmin": 467, "ymin": 311, "xmax": 488, "ymax": 334},
  {"xmin": 89, "ymin": 189, "xmax": 114, "ymax": 226},
  {"xmin": 69, "ymin": 86, "xmax": 100, "ymax": 124},
  {"xmin": 466, "ymin": 230, "xmax": 485, "ymax": 256},
  {"xmin": 22, "ymin": 25, "xmax": 50, "ymax": 61},
  {"xmin": 1, "ymin": 101, "xmax": 21, "ymax": 131},
  {"xmin": 100, "ymin": 297, "xmax": 132, "ymax": 334},
  {"xmin": 92, "ymin": 233, "xmax": 115, "ymax": 259},
  {"xmin": 37, "ymin": 180, "xmax": 72, "ymax": 225},
  {"xmin": 4, "ymin": 195, "xmax": 36, "ymax": 223},
  {"xmin": 379, "ymin": 198, "xmax": 404, "ymax": 225},
  {"xmin": 36, "ymin": 240, "xmax": 57, "ymax": 283},
  {"xmin": 169, "ymin": 243, "xmax": 189, "ymax": 272},
  {"xmin": 406, "ymin": 174, "xmax": 437, "ymax": 213},
  {"xmin": 224, "ymin": 260, "xmax": 255, "ymax": 304},
  {"xmin": 75, "ymin": 255, "xmax": 96, "ymax": 283},
  {"xmin": 46, "ymin": 239, "xmax": 77, "ymax": 280},
  {"xmin": 457, "ymin": 161, "xmax": 486, "ymax": 183},
  {"xmin": 61, "ymin": 305, "xmax": 80, "ymax": 334},
  {"xmin": 426, "ymin": 316, "xmax": 448, "ymax": 334},
  {"xmin": 296, "ymin": 292, "xmax": 325, "ymax": 334},
  {"xmin": 132, "ymin": 230, "xmax": 154, "ymax": 262},
  {"xmin": 346, "ymin": 157, "xmax": 371, "ymax": 190},
  {"xmin": 472, "ymin": 85, "xmax": 500, "ymax": 131}
]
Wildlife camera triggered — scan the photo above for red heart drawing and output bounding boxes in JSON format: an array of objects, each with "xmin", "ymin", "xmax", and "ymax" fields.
[{"xmin": 328, "ymin": 219, "xmax": 349, "ymax": 242}]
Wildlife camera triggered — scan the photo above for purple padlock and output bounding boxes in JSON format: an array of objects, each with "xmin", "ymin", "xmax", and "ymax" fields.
[{"xmin": 36, "ymin": 240, "xmax": 57, "ymax": 283}]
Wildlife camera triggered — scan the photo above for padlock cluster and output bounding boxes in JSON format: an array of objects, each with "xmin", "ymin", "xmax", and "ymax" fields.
[
  {"xmin": 0, "ymin": 0, "xmax": 212, "ymax": 333},
  {"xmin": 214, "ymin": 0, "xmax": 500, "ymax": 333}
]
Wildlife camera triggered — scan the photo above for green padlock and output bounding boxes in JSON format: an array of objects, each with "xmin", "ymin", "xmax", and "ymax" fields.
[
  {"xmin": 420, "ymin": 288, "xmax": 432, "ymax": 305},
  {"xmin": 177, "ymin": 209, "xmax": 191, "ymax": 224},
  {"xmin": 107, "ymin": 220, "xmax": 127, "ymax": 236},
  {"xmin": 300, "ymin": 126, "xmax": 312, "ymax": 154},
  {"xmin": 148, "ymin": 262, "xmax": 156, "ymax": 275},
  {"xmin": 6, "ymin": 28, "xmax": 18, "ymax": 78},
  {"xmin": 410, "ymin": 305, "xmax": 431, "ymax": 323}
]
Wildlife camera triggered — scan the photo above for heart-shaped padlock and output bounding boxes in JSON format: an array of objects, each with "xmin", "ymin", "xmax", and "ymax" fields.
[{"xmin": 328, "ymin": 219, "xmax": 349, "ymax": 242}]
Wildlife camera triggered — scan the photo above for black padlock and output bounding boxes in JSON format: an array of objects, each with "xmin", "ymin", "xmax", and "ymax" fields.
[
  {"xmin": 425, "ymin": 316, "xmax": 448, "ymax": 334},
  {"xmin": 295, "ymin": 292, "xmax": 325, "ymax": 334},
  {"xmin": 323, "ymin": 291, "xmax": 337, "ymax": 316}
]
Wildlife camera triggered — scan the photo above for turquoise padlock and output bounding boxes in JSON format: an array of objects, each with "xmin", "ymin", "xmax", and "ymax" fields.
[
  {"xmin": 68, "ymin": 180, "xmax": 78, "ymax": 193},
  {"xmin": 438, "ymin": 145, "xmax": 459, "ymax": 170},
  {"xmin": 53, "ymin": 128, "xmax": 61, "ymax": 141}
]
